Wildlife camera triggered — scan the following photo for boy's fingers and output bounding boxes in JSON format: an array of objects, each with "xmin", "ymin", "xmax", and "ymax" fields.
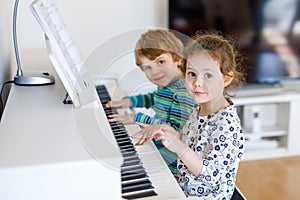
[
  {"xmin": 105, "ymin": 101, "xmax": 112, "ymax": 108},
  {"xmin": 124, "ymin": 111, "xmax": 131, "ymax": 115}
]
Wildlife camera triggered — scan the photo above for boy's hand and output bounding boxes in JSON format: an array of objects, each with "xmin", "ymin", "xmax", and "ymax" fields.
[
  {"xmin": 108, "ymin": 111, "xmax": 136, "ymax": 124},
  {"xmin": 105, "ymin": 98, "xmax": 132, "ymax": 108}
]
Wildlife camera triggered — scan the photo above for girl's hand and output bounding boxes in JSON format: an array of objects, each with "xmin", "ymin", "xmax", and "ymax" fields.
[
  {"xmin": 134, "ymin": 123, "xmax": 181, "ymax": 153},
  {"xmin": 105, "ymin": 98, "xmax": 132, "ymax": 108},
  {"xmin": 135, "ymin": 123, "xmax": 203, "ymax": 177},
  {"xmin": 108, "ymin": 111, "xmax": 136, "ymax": 124}
]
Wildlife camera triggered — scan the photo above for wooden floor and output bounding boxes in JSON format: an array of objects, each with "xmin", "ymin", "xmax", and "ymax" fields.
[{"xmin": 236, "ymin": 156, "xmax": 300, "ymax": 200}]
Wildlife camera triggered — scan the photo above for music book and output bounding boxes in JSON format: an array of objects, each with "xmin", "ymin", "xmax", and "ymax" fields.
[{"xmin": 30, "ymin": 0, "xmax": 95, "ymax": 107}]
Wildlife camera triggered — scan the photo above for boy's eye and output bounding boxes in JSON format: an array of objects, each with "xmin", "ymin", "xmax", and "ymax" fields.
[
  {"xmin": 143, "ymin": 66, "xmax": 151, "ymax": 71},
  {"xmin": 157, "ymin": 60, "xmax": 164, "ymax": 65}
]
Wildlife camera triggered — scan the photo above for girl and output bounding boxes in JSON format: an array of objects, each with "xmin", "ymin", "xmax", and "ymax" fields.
[{"xmin": 135, "ymin": 31, "xmax": 246, "ymax": 199}]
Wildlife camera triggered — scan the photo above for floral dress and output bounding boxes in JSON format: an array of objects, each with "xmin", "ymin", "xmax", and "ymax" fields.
[{"xmin": 178, "ymin": 103, "xmax": 245, "ymax": 199}]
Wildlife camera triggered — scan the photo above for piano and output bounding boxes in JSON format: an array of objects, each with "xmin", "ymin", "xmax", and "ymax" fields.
[{"xmin": 93, "ymin": 79, "xmax": 186, "ymax": 199}]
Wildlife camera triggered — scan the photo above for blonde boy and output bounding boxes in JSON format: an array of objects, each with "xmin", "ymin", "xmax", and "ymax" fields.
[{"xmin": 106, "ymin": 29, "xmax": 195, "ymax": 176}]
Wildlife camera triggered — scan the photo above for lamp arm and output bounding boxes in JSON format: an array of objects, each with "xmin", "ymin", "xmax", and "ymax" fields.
[{"xmin": 13, "ymin": 0, "xmax": 23, "ymax": 77}]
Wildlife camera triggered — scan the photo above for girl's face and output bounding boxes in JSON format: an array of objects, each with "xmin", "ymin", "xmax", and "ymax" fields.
[
  {"xmin": 184, "ymin": 53, "xmax": 232, "ymax": 106},
  {"xmin": 139, "ymin": 53, "xmax": 182, "ymax": 87}
]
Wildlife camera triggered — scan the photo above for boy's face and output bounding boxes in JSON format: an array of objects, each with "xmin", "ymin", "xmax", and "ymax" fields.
[
  {"xmin": 139, "ymin": 53, "xmax": 182, "ymax": 87},
  {"xmin": 184, "ymin": 53, "xmax": 229, "ymax": 105}
]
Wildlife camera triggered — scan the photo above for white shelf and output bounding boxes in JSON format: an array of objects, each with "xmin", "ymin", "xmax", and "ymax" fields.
[
  {"xmin": 233, "ymin": 92, "xmax": 300, "ymax": 105},
  {"xmin": 244, "ymin": 126, "xmax": 286, "ymax": 140},
  {"xmin": 243, "ymin": 147, "xmax": 288, "ymax": 161},
  {"xmin": 233, "ymin": 91, "xmax": 300, "ymax": 161},
  {"xmin": 245, "ymin": 139, "xmax": 279, "ymax": 150}
]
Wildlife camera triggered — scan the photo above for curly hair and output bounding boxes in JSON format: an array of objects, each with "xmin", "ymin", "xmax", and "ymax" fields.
[{"xmin": 183, "ymin": 30, "xmax": 247, "ymax": 97}]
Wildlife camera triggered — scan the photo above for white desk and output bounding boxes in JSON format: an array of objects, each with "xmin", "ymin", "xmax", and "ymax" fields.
[{"xmin": 0, "ymin": 71, "xmax": 122, "ymax": 200}]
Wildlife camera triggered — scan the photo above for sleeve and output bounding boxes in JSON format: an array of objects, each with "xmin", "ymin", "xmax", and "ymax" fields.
[
  {"xmin": 189, "ymin": 115, "xmax": 244, "ymax": 189},
  {"xmin": 134, "ymin": 112, "xmax": 168, "ymax": 125},
  {"xmin": 134, "ymin": 91, "xmax": 195, "ymax": 128},
  {"xmin": 168, "ymin": 92, "xmax": 195, "ymax": 131},
  {"xmin": 129, "ymin": 92, "xmax": 155, "ymax": 109}
]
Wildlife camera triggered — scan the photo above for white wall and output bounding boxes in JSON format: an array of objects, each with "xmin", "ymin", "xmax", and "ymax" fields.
[
  {"xmin": 0, "ymin": 0, "xmax": 168, "ymax": 112},
  {"xmin": 18, "ymin": 0, "xmax": 168, "ymax": 57},
  {"xmin": 0, "ymin": 0, "xmax": 14, "ymax": 114}
]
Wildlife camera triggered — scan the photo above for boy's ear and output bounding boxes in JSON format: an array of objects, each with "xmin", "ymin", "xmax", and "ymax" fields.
[
  {"xmin": 176, "ymin": 58, "xmax": 182, "ymax": 65},
  {"xmin": 175, "ymin": 58, "xmax": 183, "ymax": 69},
  {"xmin": 223, "ymin": 71, "xmax": 234, "ymax": 87}
]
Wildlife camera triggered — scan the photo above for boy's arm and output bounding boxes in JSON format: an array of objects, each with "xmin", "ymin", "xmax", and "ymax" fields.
[
  {"xmin": 134, "ymin": 92, "xmax": 195, "ymax": 129},
  {"xmin": 168, "ymin": 93, "xmax": 196, "ymax": 130},
  {"xmin": 135, "ymin": 112, "xmax": 168, "ymax": 125},
  {"xmin": 129, "ymin": 92, "xmax": 155, "ymax": 109}
]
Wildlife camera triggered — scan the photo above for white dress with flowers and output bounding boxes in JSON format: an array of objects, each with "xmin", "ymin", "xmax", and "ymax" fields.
[{"xmin": 178, "ymin": 104, "xmax": 245, "ymax": 199}]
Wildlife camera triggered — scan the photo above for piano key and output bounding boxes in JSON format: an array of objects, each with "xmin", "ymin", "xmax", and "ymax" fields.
[
  {"xmin": 122, "ymin": 179, "xmax": 154, "ymax": 193},
  {"xmin": 121, "ymin": 171, "xmax": 148, "ymax": 182},
  {"xmin": 122, "ymin": 190, "xmax": 157, "ymax": 200},
  {"xmin": 121, "ymin": 165, "xmax": 145, "ymax": 173},
  {"xmin": 120, "ymin": 150, "xmax": 137, "ymax": 158},
  {"xmin": 123, "ymin": 161, "xmax": 141, "ymax": 168}
]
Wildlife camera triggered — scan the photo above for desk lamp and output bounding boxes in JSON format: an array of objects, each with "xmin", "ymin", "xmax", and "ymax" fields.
[{"xmin": 13, "ymin": 0, "xmax": 55, "ymax": 86}]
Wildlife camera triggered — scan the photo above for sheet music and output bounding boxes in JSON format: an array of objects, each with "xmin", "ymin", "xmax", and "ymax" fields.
[{"xmin": 30, "ymin": 0, "xmax": 94, "ymax": 107}]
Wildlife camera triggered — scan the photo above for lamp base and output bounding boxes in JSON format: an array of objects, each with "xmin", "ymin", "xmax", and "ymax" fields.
[{"xmin": 14, "ymin": 71, "xmax": 55, "ymax": 86}]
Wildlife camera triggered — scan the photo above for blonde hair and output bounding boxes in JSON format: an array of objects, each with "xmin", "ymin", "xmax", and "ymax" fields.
[
  {"xmin": 134, "ymin": 29, "xmax": 184, "ymax": 71},
  {"xmin": 183, "ymin": 30, "xmax": 246, "ymax": 97}
]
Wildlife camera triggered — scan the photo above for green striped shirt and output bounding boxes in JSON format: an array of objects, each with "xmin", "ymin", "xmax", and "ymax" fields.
[{"xmin": 130, "ymin": 77, "xmax": 196, "ymax": 176}]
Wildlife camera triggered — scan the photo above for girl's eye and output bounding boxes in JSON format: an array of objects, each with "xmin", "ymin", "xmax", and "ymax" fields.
[
  {"xmin": 204, "ymin": 73, "xmax": 213, "ymax": 79},
  {"xmin": 187, "ymin": 71, "xmax": 196, "ymax": 77}
]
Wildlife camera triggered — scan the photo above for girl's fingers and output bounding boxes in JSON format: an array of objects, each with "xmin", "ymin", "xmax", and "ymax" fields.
[
  {"xmin": 135, "ymin": 122, "xmax": 149, "ymax": 128},
  {"xmin": 154, "ymin": 132, "xmax": 164, "ymax": 141},
  {"xmin": 134, "ymin": 129, "xmax": 154, "ymax": 145},
  {"xmin": 135, "ymin": 132, "xmax": 146, "ymax": 145},
  {"xmin": 132, "ymin": 130, "xmax": 143, "ymax": 141}
]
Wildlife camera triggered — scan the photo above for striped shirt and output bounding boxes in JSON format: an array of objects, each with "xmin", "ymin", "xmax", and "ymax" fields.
[{"xmin": 130, "ymin": 77, "xmax": 196, "ymax": 176}]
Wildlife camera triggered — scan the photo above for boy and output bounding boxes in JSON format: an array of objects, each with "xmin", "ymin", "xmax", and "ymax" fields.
[{"xmin": 106, "ymin": 29, "xmax": 195, "ymax": 177}]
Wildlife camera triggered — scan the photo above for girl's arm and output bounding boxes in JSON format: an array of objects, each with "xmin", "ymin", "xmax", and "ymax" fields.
[{"xmin": 135, "ymin": 123, "xmax": 203, "ymax": 177}]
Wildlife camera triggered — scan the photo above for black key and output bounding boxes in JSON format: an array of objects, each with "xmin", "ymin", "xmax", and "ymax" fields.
[
  {"xmin": 122, "ymin": 179, "xmax": 154, "ymax": 193},
  {"xmin": 121, "ymin": 165, "xmax": 145, "ymax": 172},
  {"xmin": 122, "ymin": 190, "xmax": 157, "ymax": 200},
  {"xmin": 121, "ymin": 171, "xmax": 147, "ymax": 182}
]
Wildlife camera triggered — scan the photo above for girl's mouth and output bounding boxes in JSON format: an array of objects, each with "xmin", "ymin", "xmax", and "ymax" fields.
[{"xmin": 193, "ymin": 91, "xmax": 205, "ymax": 96}]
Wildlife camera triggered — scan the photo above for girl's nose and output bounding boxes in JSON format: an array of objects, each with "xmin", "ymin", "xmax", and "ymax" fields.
[{"xmin": 194, "ymin": 77, "xmax": 204, "ymax": 88}]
